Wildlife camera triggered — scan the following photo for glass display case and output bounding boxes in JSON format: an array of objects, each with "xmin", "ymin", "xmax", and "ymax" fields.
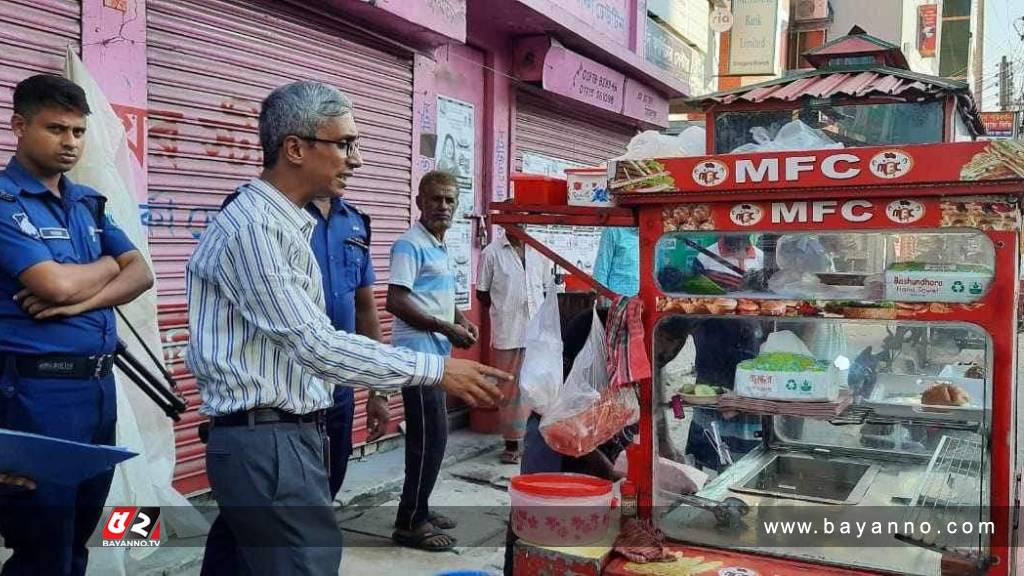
[{"xmin": 651, "ymin": 316, "xmax": 991, "ymax": 575}]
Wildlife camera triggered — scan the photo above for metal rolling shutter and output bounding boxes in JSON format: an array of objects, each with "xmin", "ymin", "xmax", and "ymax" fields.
[
  {"xmin": 514, "ymin": 91, "xmax": 635, "ymax": 170},
  {"xmin": 0, "ymin": 0, "xmax": 81, "ymax": 164},
  {"xmin": 146, "ymin": 0, "xmax": 414, "ymax": 495}
]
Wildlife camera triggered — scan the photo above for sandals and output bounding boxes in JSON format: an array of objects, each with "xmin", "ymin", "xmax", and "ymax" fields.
[
  {"xmin": 427, "ymin": 511, "xmax": 458, "ymax": 530},
  {"xmin": 392, "ymin": 522, "xmax": 457, "ymax": 552},
  {"xmin": 500, "ymin": 449, "xmax": 521, "ymax": 465}
]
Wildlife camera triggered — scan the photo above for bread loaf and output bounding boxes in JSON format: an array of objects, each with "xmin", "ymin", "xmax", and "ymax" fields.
[{"xmin": 920, "ymin": 382, "xmax": 970, "ymax": 406}]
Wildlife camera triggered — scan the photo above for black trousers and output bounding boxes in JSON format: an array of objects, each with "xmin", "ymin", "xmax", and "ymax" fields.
[{"xmin": 395, "ymin": 385, "xmax": 448, "ymax": 530}]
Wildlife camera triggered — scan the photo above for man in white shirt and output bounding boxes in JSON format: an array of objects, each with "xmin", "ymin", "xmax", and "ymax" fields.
[
  {"xmin": 477, "ymin": 228, "xmax": 553, "ymax": 464},
  {"xmin": 186, "ymin": 81, "xmax": 506, "ymax": 575}
]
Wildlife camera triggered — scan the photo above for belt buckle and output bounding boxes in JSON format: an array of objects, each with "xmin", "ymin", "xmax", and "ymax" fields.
[{"xmin": 91, "ymin": 355, "xmax": 105, "ymax": 379}]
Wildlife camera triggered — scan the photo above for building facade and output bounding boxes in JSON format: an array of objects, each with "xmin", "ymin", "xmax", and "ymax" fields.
[
  {"xmin": 713, "ymin": 0, "xmax": 983, "ymax": 104},
  {"xmin": 0, "ymin": 0, "xmax": 690, "ymax": 494}
]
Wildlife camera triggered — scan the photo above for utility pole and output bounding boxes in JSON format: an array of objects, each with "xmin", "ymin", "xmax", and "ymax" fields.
[
  {"xmin": 973, "ymin": 0, "xmax": 984, "ymax": 102},
  {"xmin": 999, "ymin": 55, "xmax": 1014, "ymax": 111}
]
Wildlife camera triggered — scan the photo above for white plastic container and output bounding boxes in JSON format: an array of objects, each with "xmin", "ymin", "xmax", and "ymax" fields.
[
  {"xmin": 734, "ymin": 366, "xmax": 842, "ymax": 401},
  {"xmin": 509, "ymin": 473, "xmax": 613, "ymax": 546},
  {"xmin": 565, "ymin": 167, "xmax": 613, "ymax": 207},
  {"xmin": 883, "ymin": 263, "xmax": 993, "ymax": 302}
]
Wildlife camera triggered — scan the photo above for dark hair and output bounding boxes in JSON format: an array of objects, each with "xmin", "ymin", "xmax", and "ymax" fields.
[
  {"xmin": 418, "ymin": 170, "xmax": 458, "ymax": 197},
  {"xmin": 13, "ymin": 74, "xmax": 91, "ymax": 119}
]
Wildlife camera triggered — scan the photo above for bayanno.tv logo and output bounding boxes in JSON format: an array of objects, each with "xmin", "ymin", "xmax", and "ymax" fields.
[{"xmin": 101, "ymin": 507, "xmax": 162, "ymax": 547}]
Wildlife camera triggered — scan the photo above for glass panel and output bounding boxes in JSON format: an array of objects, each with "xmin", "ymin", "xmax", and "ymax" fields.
[
  {"xmin": 652, "ymin": 315, "xmax": 990, "ymax": 575},
  {"xmin": 713, "ymin": 102, "xmax": 943, "ymax": 153},
  {"xmin": 939, "ymin": 20, "xmax": 970, "ymax": 78},
  {"xmin": 655, "ymin": 230, "xmax": 995, "ymax": 302}
]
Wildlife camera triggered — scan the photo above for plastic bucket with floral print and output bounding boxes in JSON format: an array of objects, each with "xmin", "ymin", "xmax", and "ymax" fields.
[{"xmin": 509, "ymin": 473, "xmax": 613, "ymax": 546}]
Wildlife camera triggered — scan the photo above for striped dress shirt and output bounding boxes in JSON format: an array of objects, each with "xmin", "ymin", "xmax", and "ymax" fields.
[{"xmin": 186, "ymin": 179, "xmax": 444, "ymax": 416}]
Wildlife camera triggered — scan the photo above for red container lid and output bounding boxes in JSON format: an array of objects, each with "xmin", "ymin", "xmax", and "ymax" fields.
[{"xmin": 511, "ymin": 473, "xmax": 613, "ymax": 497}]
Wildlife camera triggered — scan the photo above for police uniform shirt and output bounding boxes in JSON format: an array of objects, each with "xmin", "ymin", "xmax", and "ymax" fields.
[
  {"xmin": 307, "ymin": 197, "xmax": 375, "ymax": 333},
  {"xmin": 0, "ymin": 158, "xmax": 137, "ymax": 356}
]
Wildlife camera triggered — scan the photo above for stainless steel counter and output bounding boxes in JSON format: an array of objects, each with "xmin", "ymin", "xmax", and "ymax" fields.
[{"xmin": 656, "ymin": 446, "xmax": 988, "ymax": 575}]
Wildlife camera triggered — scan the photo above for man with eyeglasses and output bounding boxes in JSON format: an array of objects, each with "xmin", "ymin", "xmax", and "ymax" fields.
[
  {"xmin": 201, "ymin": 92, "xmax": 394, "ymax": 576},
  {"xmin": 189, "ymin": 81, "xmax": 506, "ymax": 574}
]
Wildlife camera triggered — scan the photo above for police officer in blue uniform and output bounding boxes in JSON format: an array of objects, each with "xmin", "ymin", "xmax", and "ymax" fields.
[
  {"xmin": 0, "ymin": 75, "xmax": 154, "ymax": 576},
  {"xmin": 200, "ymin": 182, "xmax": 391, "ymax": 575}
]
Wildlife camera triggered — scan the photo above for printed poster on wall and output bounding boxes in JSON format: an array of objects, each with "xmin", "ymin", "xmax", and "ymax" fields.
[
  {"xmin": 520, "ymin": 151, "xmax": 603, "ymax": 275},
  {"xmin": 918, "ymin": 4, "xmax": 938, "ymax": 57},
  {"xmin": 437, "ymin": 95, "xmax": 475, "ymax": 310}
]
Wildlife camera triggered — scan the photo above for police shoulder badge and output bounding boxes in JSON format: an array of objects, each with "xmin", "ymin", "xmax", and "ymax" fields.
[{"xmin": 12, "ymin": 213, "xmax": 39, "ymax": 238}]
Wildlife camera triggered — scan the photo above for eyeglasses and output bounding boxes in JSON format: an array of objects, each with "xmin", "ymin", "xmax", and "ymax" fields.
[{"xmin": 297, "ymin": 136, "xmax": 361, "ymax": 156}]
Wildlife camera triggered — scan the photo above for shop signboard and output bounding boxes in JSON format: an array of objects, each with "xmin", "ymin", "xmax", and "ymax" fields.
[
  {"xmin": 561, "ymin": 0, "xmax": 630, "ymax": 46},
  {"xmin": 609, "ymin": 141, "xmax": 1024, "ymax": 195},
  {"xmin": 647, "ymin": 0, "xmax": 709, "ymax": 53},
  {"xmin": 363, "ymin": 0, "xmax": 467, "ymax": 42},
  {"xmin": 542, "ymin": 46, "xmax": 625, "ymax": 114},
  {"xmin": 979, "ymin": 111, "xmax": 1017, "ymax": 139},
  {"xmin": 918, "ymin": 4, "xmax": 938, "ymax": 57},
  {"xmin": 622, "ymin": 79, "xmax": 670, "ymax": 126},
  {"xmin": 645, "ymin": 17, "xmax": 694, "ymax": 84},
  {"xmin": 728, "ymin": 0, "xmax": 781, "ymax": 76}
]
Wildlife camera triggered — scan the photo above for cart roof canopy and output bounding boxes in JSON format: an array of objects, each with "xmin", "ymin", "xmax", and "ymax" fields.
[{"xmin": 691, "ymin": 26, "xmax": 984, "ymax": 137}]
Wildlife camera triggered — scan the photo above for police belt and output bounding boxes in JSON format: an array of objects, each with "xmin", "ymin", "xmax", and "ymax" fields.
[
  {"xmin": 13, "ymin": 353, "xmax": 116, "ymax": 380},
  {"xmin": 211, "ymin": 408, "xmax": 325, "ymax": 428}
]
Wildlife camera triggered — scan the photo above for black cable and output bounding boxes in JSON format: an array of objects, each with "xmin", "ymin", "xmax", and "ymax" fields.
[
  {"xmin": 114, "ymin": 307, "xmax": 178, "ymax": 389},
  {"xmin": 116, "ymin": 341, "xmax": 185, "ymax": 409},
  {"xmin": 114, "ymin": 355, "xmax": 184, "ymax": 422}
]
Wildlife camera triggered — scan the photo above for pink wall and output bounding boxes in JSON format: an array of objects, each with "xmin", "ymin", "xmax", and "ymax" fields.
[
  {"xmin": 81, "ymin": 0, "xmax": 149, "ymax": 203},
  {"xmin": 370, "ymin": 0, "xmax": 468, "ymax": 43}
]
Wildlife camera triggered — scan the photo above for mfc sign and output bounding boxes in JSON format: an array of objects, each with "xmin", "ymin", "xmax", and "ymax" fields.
[{"xmin": 692, "ymin": 149, "xmax": 915, "ymax": 188}]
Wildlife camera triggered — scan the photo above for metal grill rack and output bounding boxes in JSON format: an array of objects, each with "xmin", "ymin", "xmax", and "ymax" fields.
[{"xmin": 894, "ymin": 435, "xmax": 992, "ymax": 570}]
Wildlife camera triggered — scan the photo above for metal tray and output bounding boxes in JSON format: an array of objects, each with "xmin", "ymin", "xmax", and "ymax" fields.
[{"xmin": 864, "ymin": 375, "xmax": 985, "ymax": 423}]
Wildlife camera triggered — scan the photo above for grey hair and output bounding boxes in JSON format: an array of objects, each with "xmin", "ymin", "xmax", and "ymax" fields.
[{"xmin": 259, "ymin": 81, "xmax": 353, "ymax": 168}]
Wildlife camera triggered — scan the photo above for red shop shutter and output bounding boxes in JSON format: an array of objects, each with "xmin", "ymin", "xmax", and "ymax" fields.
[
  {"xmin": 0, "ymin": 0, "xmax": 81, "ymax": 163},
  {"xmin": 146, "ymin": 0, "xmax": 414, "ymax": 495}
]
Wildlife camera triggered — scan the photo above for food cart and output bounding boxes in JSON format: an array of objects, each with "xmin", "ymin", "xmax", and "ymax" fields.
[
  {"xmin": 494, "ymin": 138, "xmax": 1024, "ymax": 576},
  {"xmin": 493, "ymin": 29, "xmax": 1024, "ymax": 576}
]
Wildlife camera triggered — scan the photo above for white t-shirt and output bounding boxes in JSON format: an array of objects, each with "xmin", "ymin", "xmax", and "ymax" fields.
[{"xmin": 477, "ymin": 235, "xmax": 553, "ymax": 350}]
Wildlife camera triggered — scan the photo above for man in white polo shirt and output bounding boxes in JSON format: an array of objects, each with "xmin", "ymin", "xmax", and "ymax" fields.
[
  {"xmin": 386, "ymin": 170, "xmax": 478, "ymax": 551},
  {"xmin": 477, "ymin": 227, "xmax": 553, "ymax": 464}
]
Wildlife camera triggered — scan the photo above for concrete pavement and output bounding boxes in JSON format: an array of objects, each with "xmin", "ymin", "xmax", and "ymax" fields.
[{"xmin": 129, "ymin": 429, "xmax": 515, "ymax": 576}]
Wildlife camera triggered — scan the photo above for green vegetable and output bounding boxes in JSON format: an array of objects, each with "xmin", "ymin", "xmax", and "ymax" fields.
[
  {"xmin": 682, "ymin": 383, "xmax": 696, "ymax": 395},
  {"xmin": 679, "ymin": 274, "xmax": 726, "ymax": 295},
  {"xmin": 887, "ymin": 262, "xmax": 992, "ymax": 274},
  {"xmin": 694, "ymin": 384, "xmax": 718, "ymax": 397},
  {"xmin": 739, "ymin": 352, "xmax": 828, "ymax": 372}
]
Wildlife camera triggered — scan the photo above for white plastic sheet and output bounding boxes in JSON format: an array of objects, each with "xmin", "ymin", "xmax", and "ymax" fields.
[{"xmin": 64, "ymin": 50, "xmax": 208, "ymax": 576}]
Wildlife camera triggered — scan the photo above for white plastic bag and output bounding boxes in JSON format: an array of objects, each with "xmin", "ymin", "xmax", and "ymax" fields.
[
  {"xmin": 730, "ymin": 119, "xmax": 843, "ymax": 153},
  {"xmin": 614, "ymin": 126, "xmax": 707, "ymax": 160},
  {"xmin": 539, "ymin": 309, "xmax": 639, "ymax": 456},
  {"xmin": 519, "ymin": 285, "xmax": 563, "ymax": 414}
]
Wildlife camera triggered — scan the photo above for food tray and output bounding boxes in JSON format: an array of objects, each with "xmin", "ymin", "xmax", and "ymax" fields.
[
  {"xmin": 680, "ymin": 393, "xmax": 720, "ymax": 406},
  {"xmin": 864, "ymin": 374, "xmax": 985, "ymax": 423}
]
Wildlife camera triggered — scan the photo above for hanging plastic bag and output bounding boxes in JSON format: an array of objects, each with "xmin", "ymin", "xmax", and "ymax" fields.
[
  {"xmin": 519, "ymin": 284, "xmax": 563, "ymax": 414},
  {"xmin": 540, "ymin": 308, "xmax": 639, "ymax": 457}
]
